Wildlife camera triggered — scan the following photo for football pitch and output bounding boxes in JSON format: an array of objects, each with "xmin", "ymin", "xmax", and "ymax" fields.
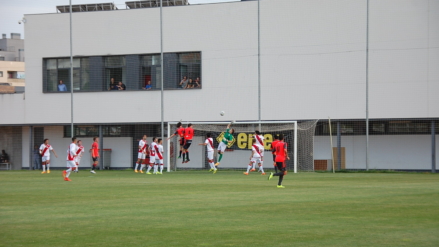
[{"xmin": 1, "ymin": 170, "xmax": 438, "ymax": 247}]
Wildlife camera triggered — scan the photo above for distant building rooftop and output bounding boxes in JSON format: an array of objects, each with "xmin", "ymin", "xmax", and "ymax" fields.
[{"xmin": 56, "ymin": 3, "xmax": 117, "ymax": 13}]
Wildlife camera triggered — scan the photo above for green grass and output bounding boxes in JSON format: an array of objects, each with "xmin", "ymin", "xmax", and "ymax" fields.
[{"xmin": 1, "ymin": 170, "xmax": 439, "ymax": 247}]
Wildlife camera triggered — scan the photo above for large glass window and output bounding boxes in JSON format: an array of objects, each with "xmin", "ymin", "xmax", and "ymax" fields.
[
  {"xmin": 105, "ymin": 56, "xmax": 126, "ymax": 90},
  {"xmin": 44, "ymin": 58, "xmax": 82, "ymax": 92},
  {"xmin": 141, "ymin": 55, "xmax": 161, "ymax": 90},
  {"xmin": 43, "ymin": 52, "xmax": 201, "ymax": 92},
  {"xmin": 177, "ymin": 52, "xmax": 201, "ymax": 89}
]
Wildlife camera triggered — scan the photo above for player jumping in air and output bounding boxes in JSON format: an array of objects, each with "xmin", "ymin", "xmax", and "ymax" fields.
[
  {"xmin": 271, "ymin": 134, "xmax": 280, "ymax": 173},
  {"xmin": 198, "ymin": 133, "xmax": 217, "ymax": 174},
  {"xmin": 167, "ymin": 122, "xmax": 185, "ymax": 159},
  {"xmin": 146, "ymin": 137, "xmax": 158, "ymax": 174},
  {"xmin": 90, "ymin": 137, "xmax": 99, "ymax": 174},
  {"xmin": 74, "ymin": 140, "xmax": 84, "ymax": 173},
  {"xmin": 135, "ymin": 135, "xmax": 148, "ymax": 173},
  {"xmin": 215, "ymin": 122, "xmax": 235, "ymax": 167},
  {"xmin": 154, "ymin": 138, "xmax": 164, "ymax": 174},
  {"xmin": 39, "ymin": 138, "xmax": 58, "ymax": 174},
  {"xmin": 268, "ymin": 134, "xmax": 289, "ymax": 188},
  {"xmin": 182, "ymin": 123, "xmax": 194, "ymax": 163},
  {"xmin": 244, "ymin": 139, "xmax": 265, "ymax": 175},
  {"xmin": 253, "ymin": 130, "xmax": 265, "ymax": 172},
  {"xmin": 63, "ymin": 137, "xmax": 78, "ymax": 181}
]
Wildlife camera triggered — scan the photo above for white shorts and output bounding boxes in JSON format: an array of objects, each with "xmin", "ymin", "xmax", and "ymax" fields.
[
  {"xmin": 42, "ymin": 156, "xmax": 50, "ymax": 162},
  {"xmin": 138, "ymin": 153, "xmax": 146, "ymax": 159},
  {"xmin": 156, "ymin": 158, "xmax": 163, "ymax": 165},
  {"xmin": 149, "ymin": 155, "xmax": 156, "ymax": 164},
  {"xmin": 257, "ymin": 145, "xmax": 265, "ymax": 158},
  {"xmin": 251, "ymin": 157, "xmax": 262, "ymax": 165},
  {"xmin": 207, "ymin": 151, "xmax": 214, "ymax": 161},
  {"xmin": 218, "ymin": 142, "xmax": 227, "ymax": 153},
  {"xmin": 75, "ymin": 158, "xmax": 81, "ymax": 165},
  {"xmin": 67, "ymin": 160, "xmax": 76, "ymax": 168}
]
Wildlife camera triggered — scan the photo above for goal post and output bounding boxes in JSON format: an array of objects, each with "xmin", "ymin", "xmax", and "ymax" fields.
[{"xmin": 167, "ymin": 120, "xmax": 317, "ymax": 173}]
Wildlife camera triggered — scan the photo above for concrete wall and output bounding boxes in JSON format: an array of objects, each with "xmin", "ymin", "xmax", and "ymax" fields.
[
  {"xmin": 314, "ymin": 134, "xmax": 439, "ymax": 170},
  {"xmin": 7, "ymin": 0, "xmax": 435, "ymax": 125}
]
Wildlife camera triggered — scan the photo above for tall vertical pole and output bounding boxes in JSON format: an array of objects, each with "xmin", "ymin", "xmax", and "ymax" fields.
[
  {"xmin": 69, "ymin": 0, "xmax": 74, "ymax": 138},
  {"xmin": 99, "ymin": 125, "xmax": 103, "ymax": 170},
  {"xmin": 365, "ymin": 0, "xmax": 370, "ymax": 171},
  {"xmin": 337, "ymin": 121, "xmax": 341, "ymax": 170},
  {"xmin": 432, "ymin": 121, "xmax": 436, "ymax": 173},
  {"xmin": 160, "ymin": 0, "xmax": 164, "ymax": 144},
  {"xmin": 29, "ymin": 126, "xmax": 33, "ymax": 170},
  {"xmin": 257, "ymin": 0, "xmax": 261, "ymax": 131}
]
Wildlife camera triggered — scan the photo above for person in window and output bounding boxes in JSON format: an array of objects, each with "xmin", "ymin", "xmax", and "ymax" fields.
[
  {"xmin": 117, "ymin": 81, "xmax": 126, "ymax": 90},
  {"xmin": 195, "ymin": 77, "xmax": 201, "ymax": 88},
  {"xmin": 186, "ymin": 78, "xmax": 195, "ymax": 89},
  {"xmin": 0, "ymin": 150, "xmax": 9, "ymax": 163},
  {"xmin": 108, "ymin": 78, "xmax": 118, "ymax": 90},
  {"xmin": 179, "ymin": 76, "xmax": 188, "ymax": 89},
  {"xmin": 143, "ymin": 81, "xmax": 152, "ymax": 90},
  {"xmin": 57, "ymin": 80, "xmax": 67, "ymax": 91}
]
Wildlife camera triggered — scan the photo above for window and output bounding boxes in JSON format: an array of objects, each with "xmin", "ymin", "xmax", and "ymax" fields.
[
  {"xmin": 141, "ymin": 55, "xmax": 161, "ymax": 90},
  {"xmin": 43, "ymin": 52, "xmax": 201, "ymax": 92},
  {"xmin": 0, "ymin": 71, "xmax": 3, "ymax": 77},
  {"xmin": 105, "ymin": 56, "xmax": 126, "ymax": 90},
  {"xmin": 64, "ymin": 125, "xmax": 123, "ymax": 137},
  {"xmin": 177, "ymin": 52, "xmax": 201, "ymax": 89},
  {"xmin": 44, "ymin": 58, "xmax": 82, "ymax": 92}
]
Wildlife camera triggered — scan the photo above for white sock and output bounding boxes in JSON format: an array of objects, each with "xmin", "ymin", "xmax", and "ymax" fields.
[
  {"xmin": 42, "ymin": 165, "xmax": 46, "ymax": 172},
  {"xmin": 154, "ymin": 165, "xmax": 158, "ymax": 173},
  {"xmin": 209, "ymin": 162, "xmax": 215, "ymax": 169},
  {"xmin": 259, "ymin": 165, "xmax": 264, "ymax": 173},
  {"xmin": 66, "ymin": 168, "xmax": 72, "ymax": 178},
  {"xmin": 47, "ymin": 164, "xmax": 50, "ymax": 171},
  {"xmin": 258, "ymin": 161, "xmax": 263, "ymax": 171},
  {"xmin": 135, "ymin": 163, "xmax": 139, "ymax": 170},
  {"xmin": 147, "ymin": 165, "xmax": 152, "ymax": 172},
  {"xmin": 246, "ymin": 165, "xmax": 252, "ymax": 173},
  {"xmin": 160, "ymin": 165, "xmax": 163, "ymax": 173},
  {"xmin": 75, "ymin": 165, "xmax": 79, "ymax": 171},
  {"xmin": 141, "ymin": 164, "xmax": 146, "ymax": 171}
]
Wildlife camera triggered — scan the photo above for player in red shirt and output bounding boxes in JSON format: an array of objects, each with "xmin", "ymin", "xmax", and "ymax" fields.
[
  {"xmin": 268, "ymin": 134, "xmax": 289, "ymax": 188},
  {"xmin": 270, "ymin": 134, "xmax": 280, "ymax": 173},
  {"xmin": 90, "ymin": 137, "xmax": 99, "ymax": 174},
  {"xmin": 182, "ymin": 123, "xmax": 194, "ymax": 163},
  {"xmin": 167, "ymin": 122, "xmax": 185, "ymax": 159}
]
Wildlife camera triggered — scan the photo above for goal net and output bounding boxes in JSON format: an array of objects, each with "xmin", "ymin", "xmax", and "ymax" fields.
[{"xmin": 166, "ymin": 120, "xmax": 318, "ymax": 173}]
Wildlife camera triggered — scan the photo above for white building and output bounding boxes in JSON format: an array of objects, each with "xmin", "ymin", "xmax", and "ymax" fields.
[{"xmin": 0, "ymin": 0, "xmax": 438, "ymax": 171}]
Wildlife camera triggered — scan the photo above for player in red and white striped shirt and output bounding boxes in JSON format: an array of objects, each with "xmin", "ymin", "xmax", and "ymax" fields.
[
  {"xmin": 244, "ymin": 139, "xmax": 265, "ymax": 175},
  {"xmin": 135, "ymin": 135, "xmax": 148, "ymax": 173},
  {"xmin": 74, "ymin": 140, "xmax": 84, "ymax": 173},
  {"xmin": 154, "ymin": 138, "xmax": 164, "ymax": 174},
  {"xmin": 253, "ymin": 130, "xmax": 265, "ymax": 172},
  {"xmin": 199, "ymin": 133, "xmax": 217, "ymax": 173},
  {"xmin": 146, "ymin": 137, "xmax": 158, "ymax": 175},
  {"xmin": 39, "ymin": 139, "xmax": 58, "ymax": 174},
  {"xmin": 62, "ymin": 137, "xmax": 78, "ymax": 181}
]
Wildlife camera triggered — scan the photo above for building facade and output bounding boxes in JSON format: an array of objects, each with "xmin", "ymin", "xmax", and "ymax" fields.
[{"xmin": 0, "ymin": 0, "xmax": 438, "ymax": 171}]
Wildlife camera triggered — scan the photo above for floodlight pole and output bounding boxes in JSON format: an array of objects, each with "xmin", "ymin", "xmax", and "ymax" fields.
[
  {"xmin": 69, "ymin": 0, "xmax": 74, "ymax": 138},
  {"xmin": 160, "ymin": 0, "xmax": 164, "ymax": 151},
  {"xmin": 365, "ymin": 0, "xmax": 370, "ymax": 171},
  {"xmin": 257, "ymin": 0, "xmax": 261, "ymax": 131},
  {"xmin": 432, "ymin": 121, "xmax": 436, "ymax": 173}
]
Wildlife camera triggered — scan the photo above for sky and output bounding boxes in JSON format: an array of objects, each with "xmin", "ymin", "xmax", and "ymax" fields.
[{"xmin": 0, "ymin": 0, "xmax": 238, "ymax": 39}]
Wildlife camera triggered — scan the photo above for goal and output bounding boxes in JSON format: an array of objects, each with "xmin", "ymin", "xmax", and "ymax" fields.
[{"xmin": 166, "ymin": 120, "xmax": 318, "ymax": 173}]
